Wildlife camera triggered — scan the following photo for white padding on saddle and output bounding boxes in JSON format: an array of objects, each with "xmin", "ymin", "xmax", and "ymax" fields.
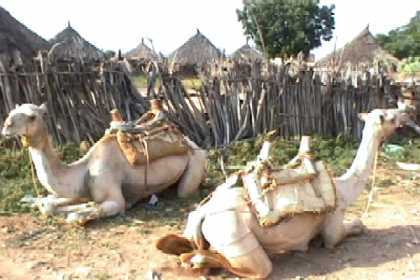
[
  {"xmin": 184, "ymin": 209, "xmax": 206, "ymax": 249},
  {"xmin": 202, "ymin": 210, "xmax": 259, "ymax": 258},
  {"xmin": 207, "ymin": 187, "xmax": 247, "ymax": 214}
]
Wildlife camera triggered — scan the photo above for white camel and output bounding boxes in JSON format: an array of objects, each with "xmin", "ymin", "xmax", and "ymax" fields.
[
  {"xmin": 157, "ymin": 105, "xmax": 417, "ymax": 279},
  {"xmin": 1, "ymin": 103, "xmax": 207, "ymax": 223}
]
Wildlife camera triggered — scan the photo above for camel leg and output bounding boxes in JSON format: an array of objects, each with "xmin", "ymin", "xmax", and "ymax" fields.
[
  {"xmin": 65, "ymin": 199, "xmax": 125, "ymax": 224},
  {"xmin": 201, "ymin": 212, "xmax": 272, "ymax": 278},
  {"xmin": 177, "ymin": 141, "xmax": 207, "ymax": 197},
  {"xmin": 66, "ymin": 183, "xmax": 126, "ymax": 224},
  {"xmin": 321, "ymin": 210, "xmax": 366, "ymax": 249},
  {"xmin": 24, "ymin": 195, "xmax": 89, "ymax": 216}
]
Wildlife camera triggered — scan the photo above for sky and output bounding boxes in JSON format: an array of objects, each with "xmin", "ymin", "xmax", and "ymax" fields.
[{"xmin": 1, "ymin": 0, "xmax": 419, "ymax": 59}]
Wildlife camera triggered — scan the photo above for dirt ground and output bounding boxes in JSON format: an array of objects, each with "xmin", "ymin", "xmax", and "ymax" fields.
[{"xmin": 1, "ymin": 166, "xmax": 420, "ymax": 280}]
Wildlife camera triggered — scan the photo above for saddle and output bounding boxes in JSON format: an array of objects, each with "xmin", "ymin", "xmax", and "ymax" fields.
[
  {"xmin": 108, "ymin": 109, "xmax": 189, "ymax": 166},
  {"xmin": 252, "ymin": 160, "xmax": 336, "ymax": 225},
  {"xmin": 242, "ymin": 136, "xmax": 337, "ymax": 227}
]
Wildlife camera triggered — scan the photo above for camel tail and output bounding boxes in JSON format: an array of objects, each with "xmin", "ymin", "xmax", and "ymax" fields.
[
  {"xmin": 396, "ymin": 162, "xmax": 420, "ymax": 171},
  {"xmin": 177, "ymin": 138, "xmax": 207, "ymax": 198}
]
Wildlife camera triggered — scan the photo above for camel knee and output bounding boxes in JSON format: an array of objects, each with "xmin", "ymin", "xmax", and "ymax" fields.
[
  {"xmin": 249, "ymin": 258, "xmax": 272, "ymax": 279},
  {"xmin": 345, "ymin": 219, "xmax": 367, "ymax": 236},
  {"xmin": 228, "ymin": 248, "xmax": 273, "ymax": 279},
  {"xmin": 177, "ymin": 149, "xmax": 207, "ymax": 197},
  {"xmin": 101, "ymin": 200, "xmax": 125, "ymax": 215},
  {"xmin": 322, "ymin": 219, "xmax": 366, "ymax": 249}
]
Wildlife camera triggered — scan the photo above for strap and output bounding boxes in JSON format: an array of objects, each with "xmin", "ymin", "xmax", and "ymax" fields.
[{"xmin": 142, "ymin": 138, "xmax": 150, "ymax": 190}]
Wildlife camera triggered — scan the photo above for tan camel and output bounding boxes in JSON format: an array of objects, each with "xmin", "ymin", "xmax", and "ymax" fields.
[
  {"xmin": 1, "ymin": 103, "xmax": 207, "ymax": 223},
  {"xmin": 157, "ymin": 105, "xmax": 417, "ymax": 279}
]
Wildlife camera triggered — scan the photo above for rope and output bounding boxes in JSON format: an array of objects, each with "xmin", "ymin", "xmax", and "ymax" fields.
[
  {"xmin": 142, "ymin": 138, "xmax": 150, "ymax": 191},
  {"xmin": 28, "ymin": 150, "xmax": 42, "ymax": 198},
  {"xmin": 21, "ymin": 135, "xmax": 42, "ymax": 198}
]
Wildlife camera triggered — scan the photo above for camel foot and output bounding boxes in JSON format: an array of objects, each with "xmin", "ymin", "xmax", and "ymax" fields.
[
  {"xmin": 346, "ymin": 219, "xmax": 367, "ymax": 236},
  {"xmin": 36, "ymin": 197, "xmax": 57, "ymax": 216},
  {"xmin": 60, "ymin": 202, "xmax": 101, "ymax": 224},
  {"xmin": 21, "ymin": 195, "xmax": 59, "ymax": 216}
]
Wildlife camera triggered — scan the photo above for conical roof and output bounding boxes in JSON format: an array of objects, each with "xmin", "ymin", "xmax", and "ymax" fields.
[
  {"xmin": 49, "ymin": 22, "xmax": 104, "ymax": 61},
  {"xmin": 317, "ymin": 26, "xmax": 400, "ymax": 66},
  {"xmin": 169, "ymin": 29, "xmax": 222, "ymax": 65},
  {"xmin": 232, "ymin": 43, "xmax": 263, "ymax": 61},
  {"xmin": 125, "ymin": 38, "xmax": 159, "ymax": 60},
  {"xmin": 0, "ymin": 5, "xmax": 49, "ymax": 64}
]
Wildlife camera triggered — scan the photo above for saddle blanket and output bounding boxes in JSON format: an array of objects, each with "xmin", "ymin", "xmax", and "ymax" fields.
[{"xmin": 116, "ymin": 127, "xmax": 189, "ymax": 166}]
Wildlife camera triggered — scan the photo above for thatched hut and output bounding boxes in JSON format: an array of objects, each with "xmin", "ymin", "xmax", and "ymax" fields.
[
  {"xmin": 0, "ymin": 6, "xmax": 49, "ymax": 66},
  {"xmin": 317, "ymin": 26, "xmax": 400, "ymax": 68},
  {"xmin": 169, "ymin": 29, "xmax": 222, "ymax": 75},
  {"xmin": 49, "ymin": 22, "xmax": 104, "ymax": 61},
  {"xmin": 232, "ymin": 43, "xmax": 263, "ymax": 61},
  {"xmin": 125, "ymin": 38, "xmax": 159, "ymax": 60}
]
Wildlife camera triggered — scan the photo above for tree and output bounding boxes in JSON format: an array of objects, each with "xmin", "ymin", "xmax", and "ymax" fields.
[
  {"xmin": 237, "ymin": 0, "xmax": 335, "ymax": 58},
  {"xmin": 104, "ymin": 50, "xmax": 116, "ymax": 60},
  {"xmin": 376, "ymin": 11, "xmax": 420, "ymax": 59}
]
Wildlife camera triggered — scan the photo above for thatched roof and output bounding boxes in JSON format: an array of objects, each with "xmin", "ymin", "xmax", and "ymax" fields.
[
  {"xmin": 125, "ymin": 38, "xmax": 159, "ymax": 60},
  {"xmin": 169, "ymin": 29, "xmax": 222, "ymax": 65},
  {"xmin": 49, "ymin": 22, "xmax": 104, "ymax": 61},
  {"xmin": 231, "ymin": 43, "xmax": 263, "ymax": 61},
  {"xmin": 0, "ymin": 6, "xmax": 49, "ymax": 65},
  {"xmin": 317, "ymin": 26, "xmax": 400, "ymax": 67}
]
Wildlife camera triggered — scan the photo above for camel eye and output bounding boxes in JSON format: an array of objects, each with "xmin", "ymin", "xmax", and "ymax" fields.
[
  {"xmin": 378, "ymin": 114, "xmax": 385, "ymax": 124},
  {"xmin": 28, "ymin": 115, "xmax": 36, "ymax": 122},
  {"xmin": 389, "ymin": 116, "xmax": 396, "ymax": 124}
]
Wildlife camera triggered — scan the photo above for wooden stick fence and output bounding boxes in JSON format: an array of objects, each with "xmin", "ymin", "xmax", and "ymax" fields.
[
  {"xmin": 0, "ymin": 58, "xmax": 408, "ymax": 149},
  {"xmin": 159, "ymin": 61, "xmax": 402, "ymax": 148},
  {"xmin": 0, "ymin": 58, "xmax": 149, "ymax": 145}
]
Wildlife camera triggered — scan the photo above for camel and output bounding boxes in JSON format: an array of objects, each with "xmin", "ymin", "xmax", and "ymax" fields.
[
  {"xmin": 1, "ymin": 103, "xmax": 207, "ymax": 223},
  {"xmin": 156, "ymin": 105, "xmax": 418, "ymax": 279}
]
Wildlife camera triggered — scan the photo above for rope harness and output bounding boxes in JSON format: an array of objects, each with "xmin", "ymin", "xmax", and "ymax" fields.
[{"xmin": 21, "ymin": 135, "xmax": 42, "ymax": 197}]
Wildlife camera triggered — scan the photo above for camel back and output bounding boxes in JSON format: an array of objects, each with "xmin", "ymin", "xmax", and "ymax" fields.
[
  {"xmin": 261, "ymin": 161, "xmax": 336, "ymax": 220},
  {"xmin": 116, "ymin": 125, "xmax": 189, "ymax": 166}
]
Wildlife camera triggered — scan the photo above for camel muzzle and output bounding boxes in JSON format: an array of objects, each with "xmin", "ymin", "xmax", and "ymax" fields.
[{"xmin": 1, "ymin": 127, "xmax": 13, "ymax": 138}]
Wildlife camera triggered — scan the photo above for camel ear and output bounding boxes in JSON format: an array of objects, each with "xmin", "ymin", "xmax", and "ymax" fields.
[
  {"xmin": 15, "ymin": 104, "xmax": 19, "ymax": 109},
  {"xmin": 358, "ymin": 113, "xmax": 368, "ymax": 122},
  {"xmin": 39, "ymin": 103, "xmax": 47, "ymax": 115}
]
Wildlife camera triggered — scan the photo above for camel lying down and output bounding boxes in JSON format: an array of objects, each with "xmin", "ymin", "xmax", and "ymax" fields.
[
  {"xmin": 157, "ymin": 105, "xmax": 419, "ymax": 279},
  {"xmin": 1, "ymin": 103, "xmax": 207, "ymax": 224}
]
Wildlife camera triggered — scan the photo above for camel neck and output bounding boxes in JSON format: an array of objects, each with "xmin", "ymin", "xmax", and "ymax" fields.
[
  {"xmin": 336, "ymin": 129, "xmax": 381, "ymax": 206},
  {"xmin": 28, "ymin": 138, "xmax": 80, "ymax": 197}
]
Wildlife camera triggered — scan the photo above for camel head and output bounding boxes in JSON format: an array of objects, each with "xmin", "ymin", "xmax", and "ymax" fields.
[
  {"xmin": 1, "ymin": 103, "xmax": 48, "ymax": 144},
  {"xmin": 358, "ymin": 104, "xmax": 417, "ymax": 142}
]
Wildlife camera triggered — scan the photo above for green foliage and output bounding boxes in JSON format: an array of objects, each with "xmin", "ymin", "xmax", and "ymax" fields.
[
  {"xmin": 3, "ymin": 136, "xmax": 420, "ymax": 215},
  {"xmin": 208, "ymin": 135, "xmax": 358, "ymax": 183},
  {"xmin": 103, "ymin": 50, "xmax": 116, "ymax": 60},
  {"xmin": 0, "ymin": 148, "xmax": 35, "ymax": 213},
  {"xmin": 237, "ymin": 0, "xmax": 335, "ymax": 58},
  {"xmin": 131, "ymin": 74, "xmax": 161, "ymax": 89},
  {"xmin": 0, "ymin": 144, "xmax": 80, "ymax": 213},
  {"xmin": 400, "ymin": 57, "xmax": 420, "ymax": 75},
  {"xmin": 376, "ymin": 12, "xmax": 420, "ymax": 59},
  {"xmin": 181, "ymin": 78, "xmax": 203, "ymax": 91}
]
